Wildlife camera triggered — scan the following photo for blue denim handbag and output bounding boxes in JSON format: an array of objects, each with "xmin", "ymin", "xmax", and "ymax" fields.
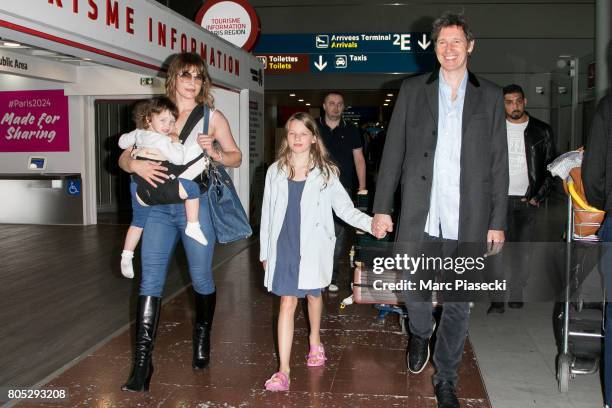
[{"xmin": 202, "ymin": 106, "xmax": 252, "ymax": 243}]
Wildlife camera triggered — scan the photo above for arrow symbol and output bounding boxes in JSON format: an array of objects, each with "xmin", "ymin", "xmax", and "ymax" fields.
[
  {"xmin": 418, "ymin": 34, "xmax": 431, "ymax": 50},
  {"xmin": 314, "ymin": 55, "xmax": 327, "ymax": 71}
]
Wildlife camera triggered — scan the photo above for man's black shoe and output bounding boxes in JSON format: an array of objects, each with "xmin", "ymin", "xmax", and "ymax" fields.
[
  {"xmin": 508, "ymin": 301, "xmax": 524, "ymax": 309},
  {"xmin": 407, "ymin": 334, "xmax": 430, "ymax": 374},
  {"xmin": 487, "ymin": 302, "xmax": 505, "ymax": 314},
  {"xmin": 434, "ymin": 381, "xmax": 459, "ymax": 408}
]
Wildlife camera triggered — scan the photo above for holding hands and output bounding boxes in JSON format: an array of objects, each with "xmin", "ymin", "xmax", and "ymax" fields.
[{"xmin": 372, "ymin": 213, "xmax": 393, "ymax": 239}]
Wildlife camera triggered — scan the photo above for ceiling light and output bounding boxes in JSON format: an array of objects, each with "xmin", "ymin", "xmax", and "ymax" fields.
[
  {"xmin": 3, "ymin": 41, "xmax": 21, "ymax": 47},
  {"xmin": 298, "ymin": 99, "xmax": 304, "ymax": 102},
  {"xmin": 385, "ymin": 99, "xmax": 391, "ymax": 102},
  {"xmin": 30, "ymin": 50, "xmax": 59, "ymax": 56},
  {"xmin": 387, "ymin": 93, "xmax": 393, "ymax": 97},
  {"xmin": 383, "ymin": 103, "xmax": 389, "ymax": 106},
  {"xmin": 289, "ymin": 93, "xmax": 296, "ymax": 97},
  {"xmin": 305, "ymin": 103, "xmax": 311, "ymax": 106}
]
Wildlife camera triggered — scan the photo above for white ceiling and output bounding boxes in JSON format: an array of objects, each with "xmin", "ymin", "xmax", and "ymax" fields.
[{"xmin": 0, "ymin": 38, "xmax": 101, "ymax": 66}]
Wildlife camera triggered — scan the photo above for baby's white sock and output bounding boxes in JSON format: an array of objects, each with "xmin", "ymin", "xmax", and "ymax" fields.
[
  {"xmin": 120, "ymin": 250, "xmax": 134, "ymax": 279},
  {"xmin": 185, "ymin": 222, "xmax": 208, "ymax": 246}
]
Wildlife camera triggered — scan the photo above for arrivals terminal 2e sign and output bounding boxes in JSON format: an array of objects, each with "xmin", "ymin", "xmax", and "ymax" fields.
[{"xmin": 254, "ymin": 32, "xmax": 435, "ymax": 74}]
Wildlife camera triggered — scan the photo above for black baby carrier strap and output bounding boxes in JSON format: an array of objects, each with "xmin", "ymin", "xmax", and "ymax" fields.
[
  {"xmin": 134, "ymin": 105, "xmax": 208, "ymax": 205},
  {"xmin": 169, "ymin": 104, "xmax": 210, "ymax": 193}
]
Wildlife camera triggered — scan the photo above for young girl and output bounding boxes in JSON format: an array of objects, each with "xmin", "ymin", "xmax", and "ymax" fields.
[
  {"xmin": 259, "ymin": 112, "xmax": 377, "ymax": 391},
  {"xmin": 118, "ymin": 97, "xmax": 208, "ymax": 279}
]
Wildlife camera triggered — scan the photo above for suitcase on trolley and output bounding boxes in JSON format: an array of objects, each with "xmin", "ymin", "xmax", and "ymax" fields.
[
  {"xmin": 352, "ymin": 262, "xmax": 404, "ymax": 304},
  {"xmin": 353, "ymin": 230, "xmax": 393, "ymax": 264}
]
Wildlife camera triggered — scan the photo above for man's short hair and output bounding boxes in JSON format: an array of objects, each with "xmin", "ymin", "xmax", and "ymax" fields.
[
  {"xmin": 322, "ymin": 91, "xmax": 345, "ymax": 103},
  {"xmin": 431, "ymin": 12, "xmax": 474, "ymax": 44},
  {"xmin": 502, "ymin": 84, "xmax": 525, "ymax": 98}
]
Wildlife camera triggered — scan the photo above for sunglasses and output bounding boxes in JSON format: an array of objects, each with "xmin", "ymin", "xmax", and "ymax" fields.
[{"xmin": 178, "ymin": 71, "xmax": 205, "ymax": 83}]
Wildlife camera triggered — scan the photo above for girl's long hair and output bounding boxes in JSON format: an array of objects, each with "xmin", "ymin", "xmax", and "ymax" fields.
[
  {"xmin": 165, "ymin": 52, "xmax": 214, "ymax": 107},
  {"xmin": 277, "ymin": 112, "xmax": 339, "ymax": 185}
]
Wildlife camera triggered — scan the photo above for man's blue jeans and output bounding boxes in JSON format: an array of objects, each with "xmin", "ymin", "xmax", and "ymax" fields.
[{"xmin": 140, "ymin": 192, "xmax": 216, "ymax": 297}]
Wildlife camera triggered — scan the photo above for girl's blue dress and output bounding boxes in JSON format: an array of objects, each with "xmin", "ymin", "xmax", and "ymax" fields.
[{"xmin": 272, "ymin": 179, "xmax": 322, "ymax": 298}]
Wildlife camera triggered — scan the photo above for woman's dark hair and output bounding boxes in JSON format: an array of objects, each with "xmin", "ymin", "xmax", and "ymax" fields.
[
  {"xmin": 132, "ymin": 96, "xmax": 178, "ymax": 129},
  {"xmin": 165, "ymin": 52, "xmax": 214, "ymax": 107},
  {"xmin": 431, "ymin": 12, "xmax": 474, "ymax": 44}
]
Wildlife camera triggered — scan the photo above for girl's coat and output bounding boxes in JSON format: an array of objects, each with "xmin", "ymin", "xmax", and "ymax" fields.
[{"xmin": 260, "ymin": 161, "xmax": 373, "ymax": 290}]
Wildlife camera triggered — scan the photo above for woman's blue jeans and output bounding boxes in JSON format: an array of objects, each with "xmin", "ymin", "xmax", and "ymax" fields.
[{"xmin": 140, "ymin": 192, "xmax": 216, "ymax": 297}]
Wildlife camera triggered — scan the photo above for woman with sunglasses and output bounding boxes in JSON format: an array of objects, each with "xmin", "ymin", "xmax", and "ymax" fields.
[{"xmin": 118, "ymin": 52, "xmax": 242, "ymax": 392}]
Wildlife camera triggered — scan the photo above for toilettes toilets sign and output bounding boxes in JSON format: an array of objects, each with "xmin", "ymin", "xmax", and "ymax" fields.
[{"xmin": 0, "ymin": 90, "xmax": 69, "ymax": 152}]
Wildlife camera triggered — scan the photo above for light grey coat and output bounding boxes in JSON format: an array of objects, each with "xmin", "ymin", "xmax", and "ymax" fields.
[{"xmin": 260, "ymin": 162, "xmax": 373, "ymax": 290}]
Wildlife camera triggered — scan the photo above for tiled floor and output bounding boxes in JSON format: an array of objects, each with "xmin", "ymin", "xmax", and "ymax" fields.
[
  {"xmin": 4, "ymin": 192, "xmax": 606, "ymax": 408},
  {"xmin": 13, "ymin": 246, "xmax": 490, "ymax": 408},
  {"xmin": 469, "ymin": 302, "xmax": 604, "ymax": 408}
]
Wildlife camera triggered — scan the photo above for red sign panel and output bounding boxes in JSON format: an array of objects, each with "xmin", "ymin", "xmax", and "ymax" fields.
[
  {"xmin": 0, "ymin": 90, "xmax": 70, "ymax": 152},
  {"xmin": 195, "ymin": 0, "xmax": 261, "ymax": 52}
]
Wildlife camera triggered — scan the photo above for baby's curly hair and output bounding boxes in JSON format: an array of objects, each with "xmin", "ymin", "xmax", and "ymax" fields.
[{"xmin": 132, "ymin": 96, "xmax": 178, "ymax": 130}]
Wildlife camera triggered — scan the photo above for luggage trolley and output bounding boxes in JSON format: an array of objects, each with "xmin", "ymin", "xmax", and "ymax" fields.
[
  {"xmin": 348, "ymin": 230, "xmax": 409, "ymax": 333},
  {"xmin": 557, "ymin": 170, "xmax": 605, "ymax": 393},
  {"xmin": 342, "ymin": 190, "xmax": 410, "ymax": 332}
]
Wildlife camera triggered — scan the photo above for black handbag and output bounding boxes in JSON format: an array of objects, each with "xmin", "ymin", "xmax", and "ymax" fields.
[{"xmin": 201, "ymin": 106, "xmax": 252, "ymax": 243}]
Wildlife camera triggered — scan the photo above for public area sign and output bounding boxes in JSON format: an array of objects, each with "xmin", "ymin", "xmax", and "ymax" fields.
[
  {"xmin": 0, "ymin": 90, "xmax": 69, "ymax": 152},
  {"xmin": 195, "ymin": 0, "xmax": 260, "ymax": 51},
  {"xmin": 253, "ymin": 32, "xmax": 435, "ymax": 74},
  {"xmin": 0, "ymin": 49, "xmax": 75, "ymax": 82}
]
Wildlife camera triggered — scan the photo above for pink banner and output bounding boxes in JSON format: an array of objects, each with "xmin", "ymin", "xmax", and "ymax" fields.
[{"xmin": 0, "ymin": 90, "xmax": 69, "ymax": 152}]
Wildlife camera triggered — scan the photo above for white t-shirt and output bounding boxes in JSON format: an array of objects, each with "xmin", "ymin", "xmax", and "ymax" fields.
[
  {"xmin": 506, "ymin": 120, "xmax": 529, "ymax": 196},
  {"xmin": 118, "ymin": 129, "xmax": 202, "ymax": 165},
  {"xmin": 118, "ymin": 108, "xmax": 215, "ymax": 165}
]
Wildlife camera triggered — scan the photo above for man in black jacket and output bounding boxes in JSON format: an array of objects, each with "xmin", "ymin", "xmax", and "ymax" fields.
[
  {"xmin": 488, "ymin": 84, "xmax": 556, "ymax": 313},
  {"xmin": 372, "ymin": 13, "xmax": 508, "ymax": 408},
  {"xmin": 317, "ymin": 91, "xmax": 367, "ymax": 293},
  {"xmin": 582, "ymin": 94, "xmax": 612, "ymax": 407}
]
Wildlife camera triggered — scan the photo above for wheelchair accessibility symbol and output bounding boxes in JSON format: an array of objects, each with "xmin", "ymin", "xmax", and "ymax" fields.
[{"xmin": 67, "ymin": 180, "xmax": 81, "ymax": 196}]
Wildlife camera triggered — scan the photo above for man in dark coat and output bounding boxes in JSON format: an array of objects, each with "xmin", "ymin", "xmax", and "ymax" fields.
[
  {"xmin": 372, "ymin": 12, "xmax": 508, "ymax": 408},
  {"xmin": 581, "ymin": 94, "xmax": 612, "ymax": 408},
  {"xmin": 487, "ymin": 84, "xmax": 556, "ymax": 314}
]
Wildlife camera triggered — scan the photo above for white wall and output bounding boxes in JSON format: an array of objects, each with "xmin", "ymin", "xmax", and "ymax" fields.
[{"xmin": 210, "ymin": 86, "xmax": 248, "ymax": 210}]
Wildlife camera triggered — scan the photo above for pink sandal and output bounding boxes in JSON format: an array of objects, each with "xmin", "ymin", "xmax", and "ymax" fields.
[
  {"xmin": 306, "ymin": 344, "xmax": 327, "ymax": 367},
  {"xmin": 264, "ymin": 371, "xmax": 290, "ymax": 391}
]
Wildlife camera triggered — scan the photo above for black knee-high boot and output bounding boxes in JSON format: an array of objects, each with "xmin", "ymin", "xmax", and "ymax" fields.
[
  {"xmin": 122, "ymin": 296, "xmax": 161, "ymax": 392},
  {"xmin": 192, "ymin": 291, "xmax": 216, "ymax": 369}
]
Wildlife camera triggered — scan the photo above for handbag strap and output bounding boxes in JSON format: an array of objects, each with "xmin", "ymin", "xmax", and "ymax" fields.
[
  {"xmin": 200, "ymin": 104, "xmax": 215, "ymax": 163},
  {"xmin": 202, "ymin": 105, "xmax": 222, "ymax": 170},
  {"xmin": 203, "ymin": 105, "xmax": 210, "ymax": 136}
]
